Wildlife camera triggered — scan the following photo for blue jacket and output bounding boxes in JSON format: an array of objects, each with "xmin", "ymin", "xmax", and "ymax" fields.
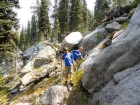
[
  {"xmin": 62, "ymin": 53, "xmax": 74, "ymax": 66},
  {"xmin": 72, "ymin": 50, "xmax": 82, "ymax": 60}
]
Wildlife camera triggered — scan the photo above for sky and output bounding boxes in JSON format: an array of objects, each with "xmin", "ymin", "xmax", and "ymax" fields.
[{"xmin": 17, "ymin": 0, "xmax": 95, "ymax": 30}]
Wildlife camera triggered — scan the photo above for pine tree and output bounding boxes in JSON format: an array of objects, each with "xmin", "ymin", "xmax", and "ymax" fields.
[
  {"xmin": 69, "ymin": 0, "xmax": 84, "ymax": 32},
  {"xmin": 19, "ymin": 25, "xmax": 24, "ymax": 50},
  {"xmin": 58, "ymin": 0, "xmax": 69, "ymax": 36},
  {"xmin": 30, "ymin": 0, "xmax": 40, "ymax": 18},
  {"xmin": 51, "ymin": 0, "xmax": 61, "ymax": 42},
  {"xmin": 0, "ymin": 0, "xmax": 20, "ymax": 54},
  {"xmin": 31, "ymin": 15, "xmax": 37, "ymax": 45},
  {"xmin": 82, "ymin": 0, "xmax": 89, "ymax": 31},
  {"xmin": 54, "ymin": 19, "xmax": 60, "ymax": 42},
  {"xmin": 93, "ymin": 0, "xmax": 109, "ymax": 28},
  {"xmin": 38, "ymin": 0, "xmax": 50, "ymax": 40},
  {"xmin": 26, "ymin": 21, "xmax": 31, "ymax": 48}
]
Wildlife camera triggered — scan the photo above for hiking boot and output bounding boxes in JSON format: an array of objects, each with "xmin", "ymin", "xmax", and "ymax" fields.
[
  {"xmin": 65, "ymin": 81, "xmax": 68, "ymax": 86},
  {"xmin": 69, "ymin": 80, "xmax": 73, "ymax": 86}
]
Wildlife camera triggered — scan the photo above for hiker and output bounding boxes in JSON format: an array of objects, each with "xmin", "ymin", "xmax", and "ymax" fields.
[
  {"xmin": 62, "ymin": 47, "xmax": 75, "ymax": 86},
  {"xmin": 72, "ymin": 46, "xmax": 85, "ymax": 71}
]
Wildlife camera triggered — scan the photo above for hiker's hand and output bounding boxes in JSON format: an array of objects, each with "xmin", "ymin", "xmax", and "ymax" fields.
[{"xmin": 73, "ymin": 61, "xmax": 76, "ymax": 66}]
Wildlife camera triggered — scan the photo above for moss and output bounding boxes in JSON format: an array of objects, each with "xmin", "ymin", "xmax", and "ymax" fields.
[
  {"xmin": 94, "ymin": 86, "xmax": 101, "ymax": 92},
  {"xmin": 93, "ymin": 100, "xmax": 100, "ymax": 105},
  {"xmin": 11, "ymin": 74, "xmax": 60, "ymax": 103},
  {"xmin": 96, "ymin": 34, "xmax": 103, "ymax": 39},
  {"xmin": 76, "ymin": 58, "xmax": 84, "ymax": 69},
  {"xmin": 66, "ymin": 70, "xmax": 92, "ymax": 105},
  {"xmin": 52, "ymin": 43, "xmax": 60, "ymax": 49},
  {"xmin": 0, "ymin": 87, "xmax": 9, "ymax": 105},
  {"xmin": 121, "ymin": 20, "xmax": 129, "ymax": 29},
  {"xmin": 119, "ymin": 66, "xmax": 127, "ymax": 72},
  {"xmin": 0, "ymin": 74, "xmax": 3, "ymax": 83}
]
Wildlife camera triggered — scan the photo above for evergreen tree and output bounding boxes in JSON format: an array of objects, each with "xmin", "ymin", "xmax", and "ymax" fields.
[
  {"xmin": 94, "ymin": 0, "xmax": 103, "ymax": 16},
  {"xmin": 30, "ymin": 0, "xmax": 40, "ymax": 18},
  {"xmin": 38, "ymin": 0, "xmax": 50, "ymax": 40},
  {"xmin": 88, "ymin": 11, "xmax": 94, "ymax": 31},
  {"xmin": 26, "ymin": 21, "xmax": 31, "ymax": 48},
  {"xmin": 93, "ymin": 0, "xmax": 109, "ymax": 28},
  {"xmin": 19, "ymin": 25, "xmax": 24, "ymax": 48},
  {"xmin": 0, "ymin": 0, "xmax": 20, "ymax": 54},
  {"xmin": 82, "ymin": 0, "xmax": 89, "ymax": 31},
  {"xmin": 31, "ymin": 15, "xmax": 37, "ymax": 45},
  {"xmin": 58, "ymin": 0, "xmax": 69, "ymax": 36},
  {"xmin": 69, "ymin": 0, "xmax": 84, "ymax": 32},
  {"xmin": 51, "ymin": 0, "xmax": 61, "ymax": 42},
  {"xmin": 54, "ymin": 19, "xmax": 60, "ymax": 42}
]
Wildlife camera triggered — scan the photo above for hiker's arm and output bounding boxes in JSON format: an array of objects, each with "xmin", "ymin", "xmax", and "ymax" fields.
[
  {"xmin": 72, "ymin": 59, "xmax": 76, "ymax": 66},
  {"xmin": 81, "ymin": 56, "xmax": 85, "ymax": 61}
]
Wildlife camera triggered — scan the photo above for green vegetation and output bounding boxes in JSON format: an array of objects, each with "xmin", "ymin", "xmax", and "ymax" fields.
[
  {"xmin": 93, "ymin": 100, "xmax": 100, "ymax": 105},
  {"xmin": 96, "ymin": 34, "xmax": 103, "ymax": 39},
  {"xmin": 52, "ymin": 43, "xmax": 60, "ymax": 49},
  {"xmin": 0, "ymin": 74, "xmax": 9, "ymax": 105},
  {"xmin": 93, "ymin": 0, "xmax": 109, "ymax": 29},
  {"xmin": 11, "ymin": 74, "xmax": 60, "ymax": 104},
  {"xmin": 76, "ymin": 58, "xmax": 85, "ymax": 68},
  {"xmin": 66, "ymin": 70, "xmax": 93, "ymax": 105},
  {"xmin": 0, "ymin": 0, "xmax": 20, "ymax": 58},
  {"xmin": 130, "ymin": 0, "xmax": 140, "ymax": 9},
  {"xmin": 121, "ymin": 20, "xmax": 129, "ymax": 29}
]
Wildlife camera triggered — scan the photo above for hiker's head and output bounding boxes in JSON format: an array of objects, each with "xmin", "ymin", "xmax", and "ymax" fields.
[
  {"xmin": 79, "ymin": 46, "xmax": 83, "ymax": 52},
  {"xmin": 63, "ymin": 47, "xmax": 68, "ymax": 53}
]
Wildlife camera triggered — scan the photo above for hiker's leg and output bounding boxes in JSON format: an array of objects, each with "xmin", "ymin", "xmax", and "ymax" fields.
[
  {"xmin": 65, "ymin": 66, "xmax": 69, "ymax": 81},
  {"xmin": 67, "ymin": 66, "xmax": 72, "ymax": 80},
  {"xmin": 68, "ymin": 66, "xmax": 74, "ymax": 86},
  {"xmin": 73, "ymin": 59, "xmax": 77, "ymax": 71}
]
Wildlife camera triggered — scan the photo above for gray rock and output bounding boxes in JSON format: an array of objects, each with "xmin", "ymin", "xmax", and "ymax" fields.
[
  {"xmin": 59, "ymin": 32, "xmax": 83, "ymax": 52},
  {"xmin": 23, "ymin": 45, "xmax": 35, "ymax": 59},
  {"xmin": 34, "ymin": 58, "xmax": 51, "ymax": 68},
  {"xmin": 82, "ymin": 4, "xmax": 140, "ymax": 93},
  {"xmin": 41, "ymin": 85, "xmax": 69, "ymax": 105},
  {"xmin": 115, "ymin": 17, "xmax": 128, "ymax": 23},
  {"xmin": 91, "ymin": 65, "xmax": 140, "ymax": 105},
  {"xmin": 105, "ymin": 22, "xmax": 121, "ymax": 32},
  {"xmin": 82, "ymin": 28, "xmax": 109, "ymax": 56}
]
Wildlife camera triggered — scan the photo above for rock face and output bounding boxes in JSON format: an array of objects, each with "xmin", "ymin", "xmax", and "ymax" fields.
[
  {"xmin": 41, "ymin": 85, "xmax": 69, "ymax": 105},
  {"xmin": 82, "ymin": 5, "xmax": 140, "ymax": 105},
  {"xmin": 91, "ymin": 63, "xmax": 140, "ymax": 105},
  {"xmin": 59, "ymin": 32, "xmax": 83, "ymax": 52},
  {"xmin": 82, "ymin": 28, "xmax": 109, "ymax": 56},
  {"xmin": 105, "ymin": 22, "xmax": 121, "ymax": 32},
  {"xmin": 10, "ymin": 42, "xmax": 58, "ymax": 93}
]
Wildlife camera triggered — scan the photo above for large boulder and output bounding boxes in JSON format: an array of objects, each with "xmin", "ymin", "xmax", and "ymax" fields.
[
  {"xmin": 40, "ymin": 85, "xmax": 69, "ymax": 105},
  {"xmin": 91, "ymin": 63, "xmax": 140, "ymax": 105},
  {"xmin": 82, "ymin": 4, "xmax": 140, "ymax": 93},
  {"xmin": 105, "ymin": 22, "xmax": 121, "ymax": 32},
  {"xmin": 23, "ymin": 45, "xmax": 35, "ymax": 59},
  {"xmin": 59, "ymin": 32, "xmax": 83, "ymax": 52},
  {"xmin": 82, "ymin": 28, "xmax": 109, "ymax": 56},
  {"xmin": 34, "ymin": 45, "xmax": 56, "ymax": 68}
]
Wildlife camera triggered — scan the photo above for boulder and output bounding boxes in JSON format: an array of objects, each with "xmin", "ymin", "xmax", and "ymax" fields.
[
  {"xmin": 91, "ymin": 63, "xmax": 140, "ymax": 105},
  {"xmin": 82, "ymin": 4, "xmax": 140, "ymax": 93},
  {"xmin": 59, "ymin": 32, "xmax": 83, "ymax": 52},
  {"xmin": 115, "ymin": 16, "xmax": 128, "ymax": 23},
  {"xmin": 34, "ymin": 58, "xmax": 51, "ymax": 68},
  {"xmin": 41, "ymin": 85, "xmax": 69, "ymax": 105},
  {"xmin": 105, "ymin": 22, "xmax": 121, "ymax": 32},
  {"xmin": 23, "ymin": 45, "xmax": 35, "ymax": 59},
  {"xmin": 82, "ymin": 28, "xmax": 109, "ymax": 56}
]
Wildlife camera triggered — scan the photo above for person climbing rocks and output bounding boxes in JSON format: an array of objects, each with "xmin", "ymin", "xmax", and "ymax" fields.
[
  {"xmin": 62, "ymin": 47, "xmax": 76, "ymax": 86},
  {"xmin": 72, "ymin": 46, "xmax": 85, "ymax": 71}
]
